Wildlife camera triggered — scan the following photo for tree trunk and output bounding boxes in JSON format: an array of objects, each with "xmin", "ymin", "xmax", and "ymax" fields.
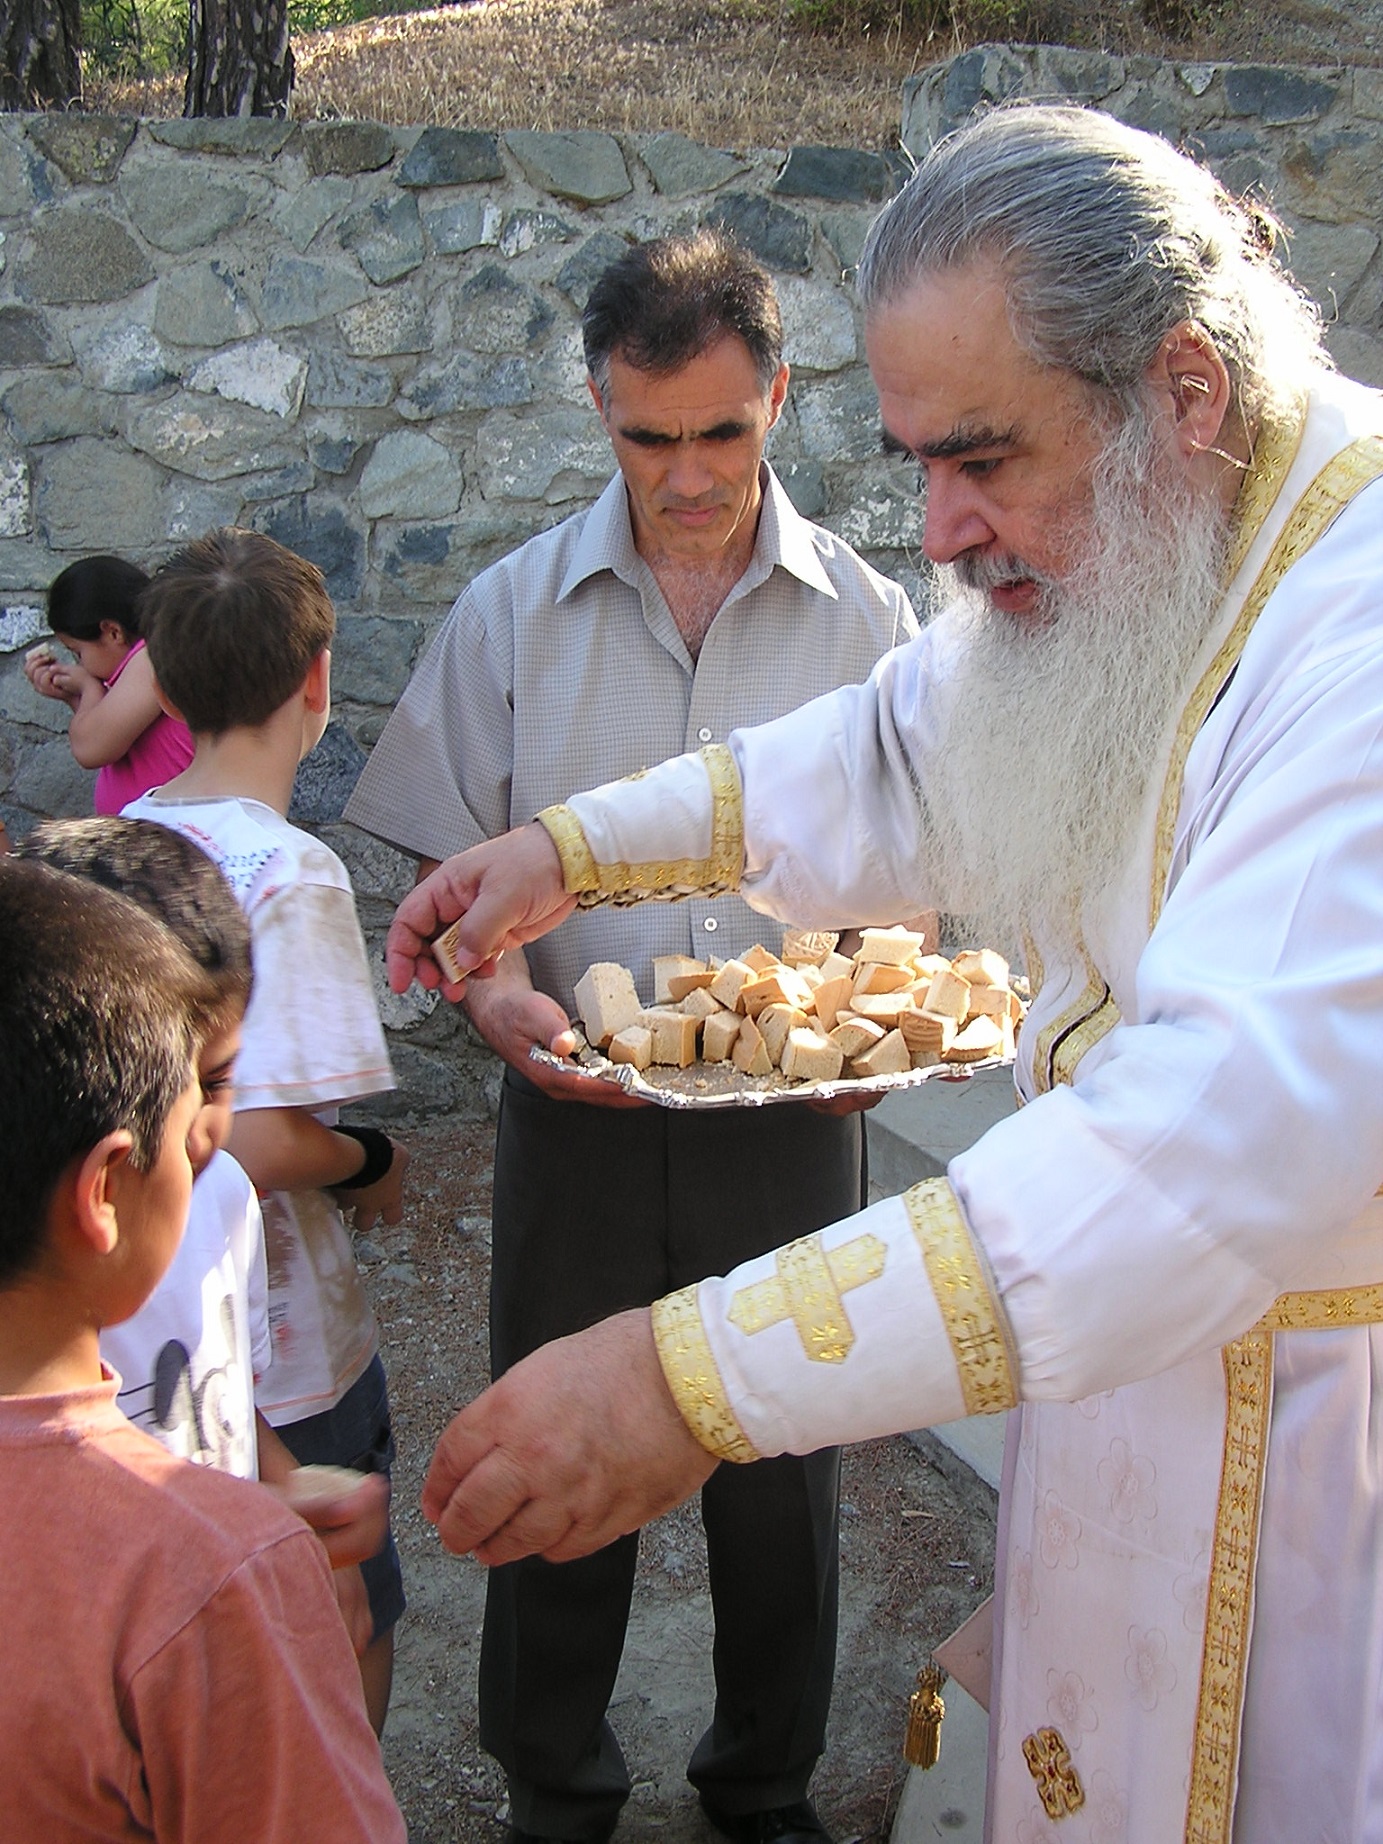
[
  {"xmin": 0, "ymin": 0, "xmax": 81, "ymax": 110},
  {"xmin": 185, "ymin": 0, "xmax": 294, "ymax": 118}
]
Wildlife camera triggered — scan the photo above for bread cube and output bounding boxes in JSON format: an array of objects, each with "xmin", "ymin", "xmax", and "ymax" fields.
[
  {"xmin": 636, "ymin": 1008, "xmax": 699, "ymax": 1068},
  {"xmin": 856, "ymin": 925, "xmax": 927, "ymax": 967},
  {"xmin": 667, "ymin": 968, "xmax": 717, "ymax": 1001},
  {"xmin": 952, "ymin": 948, "xmax": 1010, "ymax": 989},
  {"xmin": 781, "ymin": 1028, "xmax": 844, "ymax": 1083},
  {"xmin": 731, "ymin": 1013, "xmax": 774, "ymax": 1077},
  {"xmin": 702, "ymin": 1011, "xmax": 743, "ymax": 1063},
  {"xmin": 850, "ymin": 1029, "xmax": 912, "ymax": 1078},
  {"xmin": 920, "ymin": 967, "xmax": 972, "ymax": 1024},
  {"xmin": 899, "ymin": 1010, "xmax": 956, "ymax": 1061},
  {"xmin": 740, "ymin": 966, "xmax": 813, "ymax": 1018},
  {"xmin": 680, "ymin": 985, "xmax": 724, "ymax": 1020},
  {"xmin": 852, "ymin": 960, "xmax": 914, "ymax": 996},
  {"xmin": 943, "ymin": 1016, "xmax": 1005, "ymax": 1064},
  {"xmin": 573, "ymin": 962, "xmax": 643, "ymax": 1048},
  {"xmin": 652, "ymin": 954, "xmax": 705, "ymax": 1004},
  {"xmin": 780, "ymin": 928, "xmax": 841, "ymax": 967},
  {"xmin": 742, "ymin": 943, "xmax": 781, "ymax": 973},
  {"xmin": 759, "ymin": 1002, "xmax": 808, "ymax": 1066},
  {"xmin": 830, "ymin": 1016, "xmax": 886, "ymax": 1060},
  {"xmin": 708, "ymin": 959, "xmax": 755, "ymax": 1011},
  {"xmin": 607, "ymin": 1025, "xmax": 653, "ymax": 1071}
]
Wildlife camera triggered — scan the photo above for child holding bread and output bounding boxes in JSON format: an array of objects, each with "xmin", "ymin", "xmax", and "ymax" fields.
[{"xmin": 0, "ymin": 856, "xmax": 404, "ymax": 1843}]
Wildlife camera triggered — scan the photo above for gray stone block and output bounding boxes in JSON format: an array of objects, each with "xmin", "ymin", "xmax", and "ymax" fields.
[
  {"xmin": 12, "ymin": 733, "xmax": 96, "ymax": 818},
  {"xmin": 120, "ymin": 161, "xmax": 253, "ymax": 255},
  {"xmin": 309, "ymin": 430, "xmax": 364, "ymax": 475},
  {"xmin": 288, "ymin": 718, "xmax": 367, "ymax": 822},
  {"xmin": 818, "ymin": 208, "xmax": 874, "ymax": 278},
  {"xmin": 775, "ymin": 458, "xmax": 827, "ymax": 520},
  {"xmin": 359, "ymin": 430, "xmax": 461, "ymax": 520},
  {"xmin": 831, "ymin": 485, "xmax": 924, "ymax": 553},
  {"xmin": 252, "ymin": 495, "xmax": 366, "ymax": 603},
  {"xmin": 186, "ymin": 337, "xmax": 307, "ymax": 419},
  {"xmin": 473, "ymin": 406, "xmax": 609, "ymax": 502},
  {"xmin": 1283, "ymin": 220, "xmax": 1379, "ymax": 317},
  {"xmin": 72, "ymin": 320, "xmax": 173, "ymax": 394},
  {"xmin": 452, "ymin": 263, "xmax": 554, "ymax": 354},
  {"xmin": 273, "ymin": 176, "xmax": 355, "ymax": 253},
  {"xmin": 1224, "ymin": 64, "xmax": 1340, "ymax": 125},
  {"xmin": 1037, "ymin": 44, "xmax": 1126, "ymax": 100},
  {"xmin": 703, "ymin": 192, "xmax": 812, "ymax": 273},
  {"xmin": 338, "ymin": 192, "xmax": 425, "ymax": 285},
  {"xmin": 125, "ymin": 395, "xmax": 303, "ymax": 482},
  {"xmin": 499, "ymin": 209, "xmax": 575, "ymax": 257},
  {"xmin": 26, "ymin": 115, "xmax": 136, "ymax": 185},
  {"xmin": 639, "ymin": 132, "xmax": 746, "ymax": 199},
  {"xmin": 235, "ymin": 461, "xmax": 316, "ymax": 502},
  {"xmin": 555, "ymin": 230, "xmax": 631, "ymax": 309},
  {"xmin": 0, "ymin": 604, "xmax": 46, "ymax": 653},
  {"xmin": 330, "ymin": 822, "xmax": 419, "ymax": 902},
  {"xmin": 161, "ymin": 478, "xmax": 245, "ymax": 542},
  {"xmin": 305, "ymin": 351, "xmax": 395, "ymax": 410},
  {"xmin": 777, "ymin": 274, "xmax": 857, "ymax": 371},
  {"xmin": 146, "ymin": 119, "xmax": 295, "ymax": 158},
  {"xmin": 257, "ymin": 254, "xmax": 371, "ymax": 331},
  {"xmin": 332, "ymin": 613, "xmax": 423, "ymax": 703},
  {"xmin": 2, "ymin": 376, "xmax": 116, "ymax": 446},
  {"xmin": 339, "ymin": 290, "xmax": 430, "ymax": 357},
  {"xmin": 0, "ymin": 305, "xmax": 70, "ymax": 367},
  {"xmin": 397, "ymin": 128, "xmax": 504, "ymax": 189},
  {"xmin": 154, "ymin": 260, "xmax": 260, "ymax": 347},
  {"xmin": 35, "ymin": 440, "xmax": 162, "ymax": 548},
  {"xmin": 16, "ymin": 209, "xmax": 153, "ymax": 305},
  {"xmin": 0, "ymin": 457, "xmax": 30, "ymax": 539},
  {"xmin": 0, "ymin": 653, "xmax": 68, "ymax": 729},
  {"xmin": 422, "ymin": 197, "xmax": 502, "ymax": 254},
  {"xmin": 302, "ymin": 121, "xmax": 397, "ymax": 178},
  {"xmin": 1282, "ymin": 129, "xmax": 1383, "ymax": 226},
  {"xmin": 399, "ymin": 352, "xmax": 534, "ymax": 419},
  {"xmin": 504, "ymin": 130, "xmax": 632, "ymax": 206},
  {"xmin": 774, "ymin": 146, "xmax": 891, "ymax": 202},
  {"xmin": 794, "ymin": 369, "xmax": 887, "ymax": 461},
  {"xmin": 375, "ymin": 520, "xmax": 459, "ymax": 603}
]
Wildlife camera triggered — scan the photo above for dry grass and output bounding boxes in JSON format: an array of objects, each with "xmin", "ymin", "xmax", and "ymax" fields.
[{"xmin": 84, "ymin": 0, "xmax": 1381, "ymax": 150}]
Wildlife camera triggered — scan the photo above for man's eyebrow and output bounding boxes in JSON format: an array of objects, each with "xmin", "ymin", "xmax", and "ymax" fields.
[
  {"xmin": 618, "ymin": 418, "xmax": 754, "ymax": 445},
  {"xmin": 880, "ymin": 422, "xmax": 1020, "ymax": 461}
]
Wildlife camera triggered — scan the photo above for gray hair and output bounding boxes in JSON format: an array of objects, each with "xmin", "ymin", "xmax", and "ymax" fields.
[{"xmin": 857, "ymin": 104, "xmax": 1327, "ymax": 426}]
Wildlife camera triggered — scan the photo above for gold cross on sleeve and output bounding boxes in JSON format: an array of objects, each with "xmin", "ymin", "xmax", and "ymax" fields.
[{"xmin": 727, "ymin": 1232, "xmax": 888, "ymax": 1364}]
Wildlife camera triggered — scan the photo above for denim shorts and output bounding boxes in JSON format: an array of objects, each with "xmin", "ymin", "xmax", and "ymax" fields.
[{"xmin": 276, "ymin": 1353, "xmax": 406, "ymax": 1641}]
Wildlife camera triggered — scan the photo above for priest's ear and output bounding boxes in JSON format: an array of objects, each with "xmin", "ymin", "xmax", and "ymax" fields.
[{"xmin": 1145, "ymin": 320, "xmax": 1234, "ymax": 463}]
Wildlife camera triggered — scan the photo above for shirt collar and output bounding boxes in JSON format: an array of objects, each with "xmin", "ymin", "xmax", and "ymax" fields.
[{"xmin": 556, "ymin": 464, "xmax": 839, "ymax": 604}]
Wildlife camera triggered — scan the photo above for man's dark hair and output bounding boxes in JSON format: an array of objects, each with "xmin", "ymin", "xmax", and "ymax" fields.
[
  {"xmin": 47, "ymin": 554, "xmax": 150, "ymax": 643},
  {"xmin": 0, "ymin": 858, "xmax": 208, "ymax": 1286},
  {"xmin": 19, "ymin": 817, "xmax": 253, "ymax": 1028},
  {"xmin": 140, "ymin": 528, "xmax": 335, "ymax": 737},
  {"xmin": 583, "ymin": 229, "xmax": 784, "ymax": 399}
]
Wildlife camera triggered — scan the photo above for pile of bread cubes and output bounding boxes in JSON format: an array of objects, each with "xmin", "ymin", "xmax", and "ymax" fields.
[{"xmin": 573, "ymin": 926, "xmax": 1024, "ymax": 1088}]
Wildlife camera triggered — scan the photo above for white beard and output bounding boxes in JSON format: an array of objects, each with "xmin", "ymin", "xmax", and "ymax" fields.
[{"xmin": 916, "ymin": 413, "xmax": 1231, "ymax": 952}]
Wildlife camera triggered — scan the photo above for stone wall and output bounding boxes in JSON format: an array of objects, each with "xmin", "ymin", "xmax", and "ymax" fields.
[{"xmin": 1, "ymin": 48, "xmax": 1380, "ymax": 1120}]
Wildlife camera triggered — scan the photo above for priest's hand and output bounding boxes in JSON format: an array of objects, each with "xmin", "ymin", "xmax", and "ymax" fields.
[
  {"xmin": 422, "ymin": 1310, "xmax": 718, "ymax": 1565},
  {"xmin": 386, "ymin": 822, "xmax": 578, "ymax": 998}
]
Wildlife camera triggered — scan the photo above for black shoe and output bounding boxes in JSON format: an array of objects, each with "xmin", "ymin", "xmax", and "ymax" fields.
[
  {"xmin": 699, "ymin": 1797, "xmax": 833, "ymax": 1844},
  {"xmin": 506, "ymin": 1829, "xmax": 614, "ymax": 1844}
]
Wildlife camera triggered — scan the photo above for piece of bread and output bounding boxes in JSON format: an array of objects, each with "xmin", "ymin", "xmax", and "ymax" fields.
[
  {"xmin": 708, "ymin": 958, "xmax": 755, "ymax": 1011},
  {"xmin": 849, "ymin": 990, "xmax": 918, "ymax": 1028},
  {"xmin": 637, "ymin": 1008, "xmax": 700, "ymax": 1068},
  {"xmin": 952, "ymin": 948, "xmax": 1010, "ymax": 990},
  {"xmin": 899, "ymin": 1009, "xmax": 957, "ymax": 1060},
  {"xmin": 701, "ymin": 1010, "xmax": 743, "ymax": 1063},
  {"xmin": 850, "ymin": 1029, "xmax": 912, "ymax": 1078},
  {"xmin": 667, "ymin": 968, "xmax": 717, "ymax": 1001},
  {"xmin": 742, "ymin": 943, "xmax": 780, "ymax": 973},
  {"xmin": 781, "ymin": 1027, "xmax": 845, "ymax": 1083},
  {"xmin": 780, "ymin": 928, "xmax": 841, "ymax": 967},
  {"xmin": 830, "ymin": 1015, "xmax": 886, "ymax": 1060},
  {"xmin": 680, "ymin": 985, "xmax": 724, "ymax": 1020},
  {"xmin": 731, "ymin": 1013, "xmax": 774, "ymax": 1076},
  {"xmin": 852, "ymin": 960, "xmax": 915, "ymax": 996},
  {"xmin": 856, "ymin": 925, "xmax": 926, "ymax": 967},
  {"xmin": 573, "ymin": 962, "xmax": 643, "ymax": 1047},
  {"xmin": 652, "ymin": 954, "xmax": 706, "ymax": 1004},
  {"xmin": 920, "ymin": 967, "xmax": 972, "ymax": 1024},
  {"xmin": 740, "ymin": 965, "xmax": 814, "ymax": 1018},
  {"xmin": 943, "ymin": 1016, "xmax": 1005, "ymax": 1064},
  {"xmin": 608, "ymin": 1025, "xmax": 654, "ymax": 1070},
  {"xmin": 759, "ymin": 1001, "xmax": 808, "ymax": 1066}
]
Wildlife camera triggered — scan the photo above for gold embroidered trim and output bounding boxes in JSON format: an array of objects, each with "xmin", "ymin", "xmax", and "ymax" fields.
[
  {"xmin": 1256, "ymin": 1282, "xmax": 1383, "ymax": 1332},
  {"xmin": 1186, "ymin": 1333, "xmax": 1274, "ymax": 1844},
  {"xmin": 651, "ymin": 1286, "xmax": 760, "ymax": 1465},
  {"xmin": 1030, "ymin": 948, "xmax": 1118, "ymax": 1097},
  {"xmin": 1151, "ymin": 432, "xmax": 1383, "ymax": 931},
  {"xmin": 1022, "ymin": 1727, "xmax": 1085, "ymax": 1818},
  {"xmin": 541, "ymin": 745, "xmax": 745, "ymax": 910},
  {"xmin": 536, "ymin": 803, "xmax": 600, "ymax": 893},
  {"xmin": 727, "ymin": 1231, "xmax": 887, "ymax": 1363},
  {"xmin": 904, "ymin": 1178, "xmax": 1018, "ymax": 1416},
  {"xmin": 1221, "ymin": 399, "xmax": 1306, "ymax": 590}
]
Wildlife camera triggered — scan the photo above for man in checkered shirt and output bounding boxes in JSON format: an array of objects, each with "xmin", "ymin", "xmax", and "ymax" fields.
[{"xmin": 346, "ymin": 229, "xmax": 916, "ymax": 1844}]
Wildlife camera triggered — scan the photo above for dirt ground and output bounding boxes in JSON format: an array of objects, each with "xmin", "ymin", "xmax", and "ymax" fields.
[{"xmin": 362, "ymin": 1115, "xmax": 996, "ymax": 1844}]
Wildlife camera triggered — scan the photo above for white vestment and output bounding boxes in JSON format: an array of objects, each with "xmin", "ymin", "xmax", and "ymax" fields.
[{"xmin": 543, "ymin": 371, "xmax": 1383, "ymax": 1843}]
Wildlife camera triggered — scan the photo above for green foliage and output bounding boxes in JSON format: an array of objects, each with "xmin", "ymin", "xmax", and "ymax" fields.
[{"xmin": 79, "ymin": 0, "xmax": 407, "ymax": 77}]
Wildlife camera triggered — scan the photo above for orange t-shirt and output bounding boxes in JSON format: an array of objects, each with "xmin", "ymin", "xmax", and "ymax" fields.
[{"xmin": 0, "ymin": 1381, "xmax": 405, "ymax": 1843}]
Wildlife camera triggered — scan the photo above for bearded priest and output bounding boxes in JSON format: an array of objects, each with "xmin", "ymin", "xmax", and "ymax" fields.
[{"xmin": 389, "ymin": 104, "xmax": 1383, "ymax": 1844}]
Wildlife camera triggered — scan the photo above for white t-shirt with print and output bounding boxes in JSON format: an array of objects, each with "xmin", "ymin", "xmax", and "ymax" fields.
[
  {"xmin": 101, "ymin": 1150, "xmax": 270, "ymax": 1479},
  {"xmin": 121, "ymin": 791, "xmax": 395, "ymax": 1425}
]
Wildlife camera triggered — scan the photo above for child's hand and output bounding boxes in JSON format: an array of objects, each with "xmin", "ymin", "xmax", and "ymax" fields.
[
  {"xmin": 339, "ymin": 1136, "xmax": 411, "ymax": 1233},
  {"xmin": 23, "ymin": 648, "xmax": 76, "ymax": 705},
  {"xmin": 274, "ymin": 1463, "xmax": 391, "ymax": 1570}
]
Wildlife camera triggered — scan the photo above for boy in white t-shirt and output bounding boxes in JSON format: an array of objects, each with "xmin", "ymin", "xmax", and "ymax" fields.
[{"xmin": 124, "ymin": 529, "xmax": 411, "ymax": 1734}]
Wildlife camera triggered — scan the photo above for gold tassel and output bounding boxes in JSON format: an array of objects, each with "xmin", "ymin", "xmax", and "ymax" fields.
[{"xmin": 903, "ymin": 1663, "xmax": 946, "ymax": 1769}]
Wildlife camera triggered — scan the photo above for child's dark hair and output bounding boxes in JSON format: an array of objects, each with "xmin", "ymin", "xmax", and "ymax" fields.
[
  {"xmin": 140, "ymin": 528, "xmax": 335, "ymax": 736},
  {"xmin": 46, "ymin": 554, "xmax": 150, "ymax": 643},
  {"xmin": 18, "ymin": 818, "xmax": 253, "ymax": 1029},
  {"xmin": 0, "ymin": 858, "xmax": 209, "ymax": 1286}
]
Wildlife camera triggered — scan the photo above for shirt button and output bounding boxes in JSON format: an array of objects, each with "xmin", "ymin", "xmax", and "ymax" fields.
[
  {"xmin": 697, "ymin": 727, "xmax": 713, "ymax": 743},
  {"xmin": 703, "ymin": 917, "xmax": 718, "ymax": 932}
]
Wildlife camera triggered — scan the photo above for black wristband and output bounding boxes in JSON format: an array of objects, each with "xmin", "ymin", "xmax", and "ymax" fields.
[{"xmin": 333, "ymin": 1124, "xmax": 394, "ymax": 1190}]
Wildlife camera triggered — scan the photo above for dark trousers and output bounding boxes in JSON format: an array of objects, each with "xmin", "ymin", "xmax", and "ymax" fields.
[{"xmin": 480, "ymin": 1068, "xmax": 866, "ymax": 1840}]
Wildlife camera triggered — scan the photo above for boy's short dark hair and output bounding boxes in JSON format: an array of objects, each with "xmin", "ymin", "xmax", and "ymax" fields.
[
  {"xmin": 583, "ymin": 228, "xmax": 784, "ymax": 400},
  {"xmin": 0, "ymin": 859, "xmax": 209, "ymax": 1287},
  {"xmin": 139, "ymin": 528, "xmax": 335, "ymax": 736},
  {"xmin": 47, "ymin": 554, "xmax": 150, "ymax": 643},
  {"xmin": 19, "ymin": 818, "xmax": 253, "ymax": 1028}
]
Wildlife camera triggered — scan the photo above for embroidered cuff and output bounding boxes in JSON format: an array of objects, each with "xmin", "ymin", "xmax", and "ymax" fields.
[
  {"xmin": 536, "ymin": 744, "xmax": 745, "ymax": 910},
  {"xmin": 651, "ymin": 1285, "xmax": 760, "ymax": 1464},
  {"xmin": 904, "ymin": 1177, "xmax": 1018, "ymax": 1416}
]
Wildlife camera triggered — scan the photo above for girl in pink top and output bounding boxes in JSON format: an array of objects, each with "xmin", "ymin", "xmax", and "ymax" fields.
[{"xmin": 24, "ymin": 555, "xmax": 194, "ymax": 814}]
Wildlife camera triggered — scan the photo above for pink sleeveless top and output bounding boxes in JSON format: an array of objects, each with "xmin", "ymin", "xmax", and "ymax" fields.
[{"xmin": 93, "ymin": 640, "xmax": 196, "ymax": 815}]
